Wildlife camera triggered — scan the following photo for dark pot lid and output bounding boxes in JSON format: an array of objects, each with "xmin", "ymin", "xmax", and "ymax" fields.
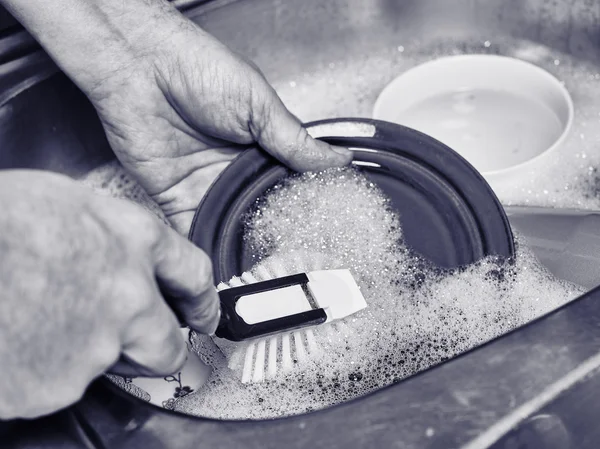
[{"xmin": 189, "ymin": 118, "xmax": 515, "ymax": 283}]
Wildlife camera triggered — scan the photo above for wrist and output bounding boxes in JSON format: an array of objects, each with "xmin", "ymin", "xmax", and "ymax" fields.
[{"xmin": 1, "ymin": 0, "xmax": 192, "ymax": 94}]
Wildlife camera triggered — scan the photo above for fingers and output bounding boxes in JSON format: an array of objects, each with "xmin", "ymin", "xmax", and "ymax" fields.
[
  {"xmin": 94, "ymin": 195, "xmax": 220, "ymax": 334},
  {"xmin": 250, "ymin": 84, "xmax": 353, "ymax": 172},
  {"xmin": 114, "ymin": 278, "xmax": 188, "ymax": 377},
  {"xmin": 87, "ymin": 195, "xmax": 219, "ymax": 379},
  {"xmin": 152, "ymin": 224, "xmax": 221, "ymax": 335}
]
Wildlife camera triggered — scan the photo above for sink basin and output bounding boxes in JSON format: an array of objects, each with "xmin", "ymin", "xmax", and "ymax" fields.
[{"xmin": 2, "ymin": 1, "xmax": 600, "ymax": 448}]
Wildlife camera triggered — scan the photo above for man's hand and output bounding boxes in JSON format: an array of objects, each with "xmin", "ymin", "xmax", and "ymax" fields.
[
  {"xmin": 0, "ymin": 170, "xmax": 219, "ymax": 419},
  {"xmin": 3, "ymin": 0, "xmax": 352, "ymax": 234},
  {"xmin": 88, "ymin": 26, "xmax": 352, "ymax": 233}
]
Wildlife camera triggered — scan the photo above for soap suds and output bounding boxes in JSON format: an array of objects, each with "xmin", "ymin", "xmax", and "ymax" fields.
[{"xmin": 174, "ymin": 167, "xmax": 583, "ymax": 420}]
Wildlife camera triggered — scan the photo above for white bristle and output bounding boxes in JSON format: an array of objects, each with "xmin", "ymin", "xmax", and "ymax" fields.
[
  {"xmin": 336, "ymin": 321, "xmax": 354, "ymax": 337},
  {"xmin": 241, "ymin": 271, "xmax": 259, "ymax": 284},
  {"xmin": 310, "ymin": 253, "xmax": 325, "ymax": 271},
  {"xmin": 262, "ymin": 260, "xmax": 277, "ymax": 276},
  {"xmin": 228, "ymin": 346, "xmax": 244, "ymax": 371},
  {"xmin": 241, "ymin": 343, "xmax": 256, "ymax": 384},
  {"xmin": 281, "ymin": 333, "xmax": 293, "ymax": 373},
  {"xmin": 293, "ymin": 331, "xmax": 307, "ymax": 362},
  {"xmin": 333, "ymin": 321, "xmax": 344, "ymax": 333},
  {"xmin": 216, "ymin": 282, "xmax": 230, "ymax": 291},
  {"xmin": 271, "ymin": 263, "xmax": 287, "ymax": 277},
  {"xmin": 267, "ymin": 337, "xmax": 278, "ymax": 379},
  {"xmin": 323, "ymin": 323, "xmax": 337, "ymax": 339},
  {"xmin": 328, "ymin": 323, "xmax": 346, "ymax": 345},
  {"xmin": 254, "ymin": 265, "xmax": 272, "ymax": 281},
  {"xmin": 252, "ymin": 339, "xmax": 266, "ymax": 383},
  {"xmin": 305, "ymin": 329, "xmax": 319, "ymax": 354},
  {"xmin": 229, "ymin": 276, "xmax": 244, "ymax": 287}
]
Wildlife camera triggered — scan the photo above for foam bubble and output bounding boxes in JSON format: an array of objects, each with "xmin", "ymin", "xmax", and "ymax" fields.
[{"xmin": 175, "ymin": 167, "xmax": 583, "ymax": 420}]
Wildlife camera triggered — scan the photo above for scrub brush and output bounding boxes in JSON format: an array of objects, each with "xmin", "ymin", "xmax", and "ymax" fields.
[{"xmin": 213, "ymin": 263, "xmax": 367, "ymax": 384}]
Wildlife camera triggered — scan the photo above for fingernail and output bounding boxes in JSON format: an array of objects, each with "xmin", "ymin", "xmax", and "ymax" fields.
[{"xmin": 189, "ymin": 292, "xmax": 220, "ymax": 334}]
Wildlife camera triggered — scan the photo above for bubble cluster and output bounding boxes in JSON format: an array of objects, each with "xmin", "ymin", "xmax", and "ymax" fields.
[{"xmin": 175, "ymin": 167, "xmax": 583, "ymax": 420}]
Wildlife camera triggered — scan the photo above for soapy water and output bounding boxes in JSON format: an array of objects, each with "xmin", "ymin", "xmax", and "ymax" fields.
[
  {"xmin": 174, "ymin": 167, "xmax": 583, "ymax": 419},
  {"xmin": 77, "ymin": 37, "xmax": 596, "ymax": 418}
]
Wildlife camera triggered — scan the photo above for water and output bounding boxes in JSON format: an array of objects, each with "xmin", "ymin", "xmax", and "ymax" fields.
[{"xmin": 395, "ymin": 88, "xmax": 564, "ymax": 172}]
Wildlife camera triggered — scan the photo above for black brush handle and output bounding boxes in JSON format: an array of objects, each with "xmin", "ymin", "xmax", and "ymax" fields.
[
  {"xmin": 215, "ymin": 273, "xmax": 328, "ymax": 341},
  {"xmin": 215, "ymin": 309, "xmax": 327, "ymax": 342}
]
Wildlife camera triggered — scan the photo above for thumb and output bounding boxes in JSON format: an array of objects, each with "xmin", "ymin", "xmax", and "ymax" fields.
[
  {"xmin": 250, "ymin": 87, "xmax": 353, "ymax": 172},
  {"xmin": 112, "ymin": 283, "xmax": 188, "ymax": 377},
  {"xmin": 152, "ymin": 225, "xmax": 220, "ymax": 335}
]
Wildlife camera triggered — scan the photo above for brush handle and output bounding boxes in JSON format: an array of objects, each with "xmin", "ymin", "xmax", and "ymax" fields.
[
  {"xmin": 216, "ymin": 273, "xmax": 328, "ymax": 341},
  {"xmin": 505, "ymin": 206, "xmax": 600, "ymax": 289}
]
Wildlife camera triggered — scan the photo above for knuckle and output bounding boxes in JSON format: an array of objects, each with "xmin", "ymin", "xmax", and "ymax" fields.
[
  {"xmin": 152, "ymin": 318, "xmax": 177, "ymax": 343},
  {"xmin": 137, "ymin": 217, "xmax": 164, "ymax": 251},
  {"xmin": 112, "ymin": 274, "xmax": 156, "ymax": 324},
  {"xmin": 116, "ymin": 202, "xmax": 163, "ymax": 251},
  {"xmin": 249, "ymin": 81, "xmax": 277, "ymax": 129},
  {"xmin": 119, "ymin": 306, "xmax": 185, "ymax": 375}
]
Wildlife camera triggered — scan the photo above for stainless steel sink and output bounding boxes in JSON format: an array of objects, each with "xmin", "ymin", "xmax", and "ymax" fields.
[
  {"xmin": 3, "ymin": 1, "xmax": 600, "ymax": 448},
  {"xmin": 2, "ymin": 0, "xmax": 600, "ymax": 175}
]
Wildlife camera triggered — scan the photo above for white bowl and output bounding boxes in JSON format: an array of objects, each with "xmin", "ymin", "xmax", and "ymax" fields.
[{"xmin": 373, "ymin": 55, "xmax": 574, "ymax": 192}]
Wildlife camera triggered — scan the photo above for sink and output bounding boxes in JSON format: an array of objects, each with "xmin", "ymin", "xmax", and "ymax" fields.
[{"xmin": 2, "ymin": 1, "xmax": 600, "ymax": 448}]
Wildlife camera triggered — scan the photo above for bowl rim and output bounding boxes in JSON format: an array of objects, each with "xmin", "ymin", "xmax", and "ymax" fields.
[{"xmin": 372, "ymin": 54, "xmax": 575, "ymax": 181}]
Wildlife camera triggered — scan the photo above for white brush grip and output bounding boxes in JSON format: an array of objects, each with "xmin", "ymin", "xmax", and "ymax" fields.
[{"xmin": 306, "ymin": 270, "xmax": 367, "ymax": 321}]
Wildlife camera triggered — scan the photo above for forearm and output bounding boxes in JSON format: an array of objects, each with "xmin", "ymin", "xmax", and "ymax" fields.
[{"xmin": 0, "ymin": 0, "xmax": 193, "ymax": 93}]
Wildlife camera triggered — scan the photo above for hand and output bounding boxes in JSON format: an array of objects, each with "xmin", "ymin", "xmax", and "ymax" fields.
[
  {"xmin": 83, "ymin": 14, "xmax": 352, "ymax": 234},
  {"xmin": 0, "ymin": 170, "xmax": 219, "ymax": 419}
]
